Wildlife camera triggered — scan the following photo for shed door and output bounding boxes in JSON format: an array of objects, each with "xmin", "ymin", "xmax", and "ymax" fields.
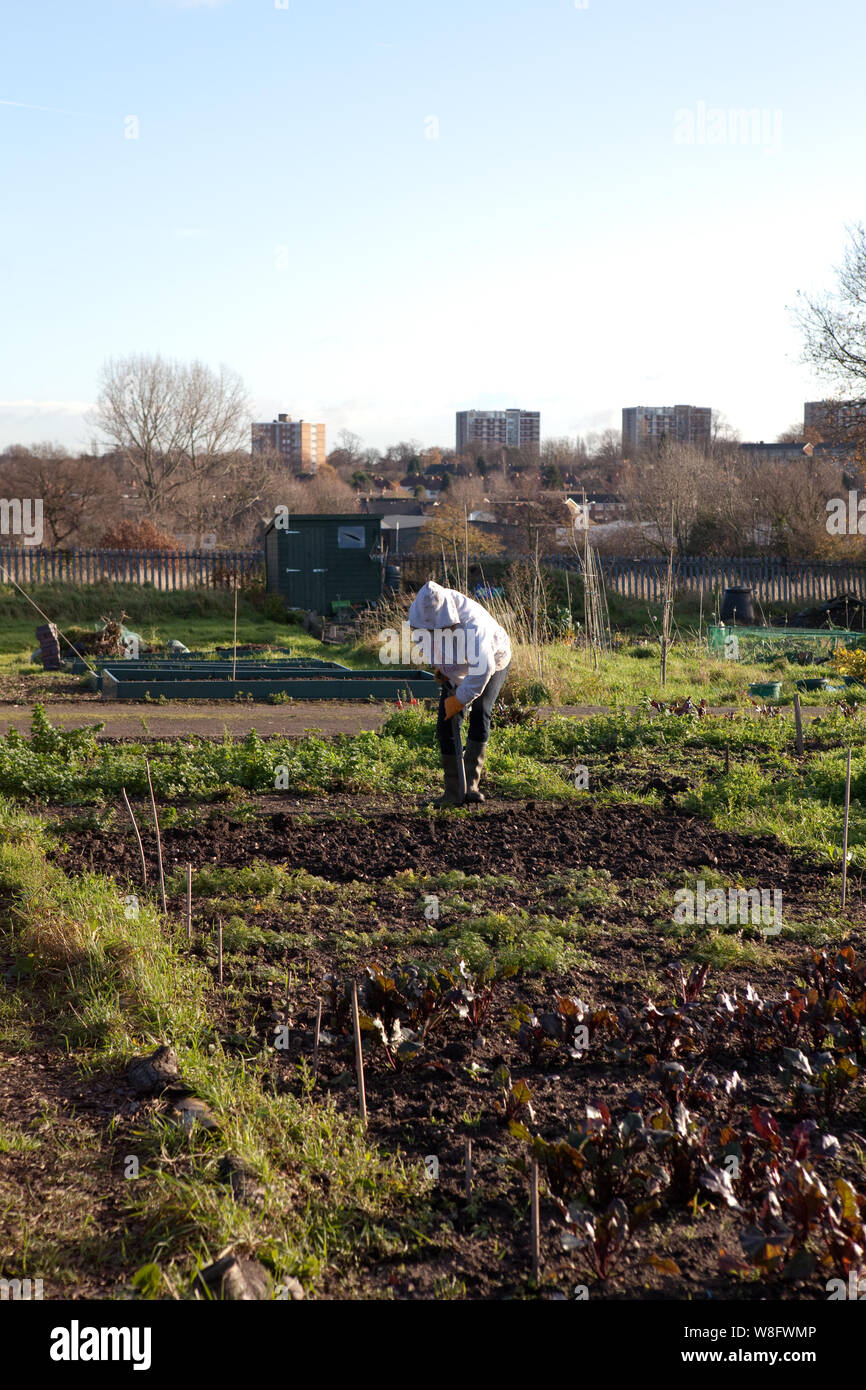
[{"xmin": 302, "ymin": 529, "xmax": 327, "ymax": 613}]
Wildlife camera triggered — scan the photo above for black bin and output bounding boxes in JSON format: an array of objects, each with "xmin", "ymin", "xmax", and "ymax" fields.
[{"xmin": 720, "ymin": 587, "xmax": 756, "ymax": 624}]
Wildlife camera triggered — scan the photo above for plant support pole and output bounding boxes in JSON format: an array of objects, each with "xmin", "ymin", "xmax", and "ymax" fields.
[
  {"xmin": 122, "ymin": 787, "xmax": 148, "ymax": 887},
  {"xmin": 232, "ymin": 583, "xmax": 239, "ymax": 683},
  {"xmin": 842, "ymin": 747, "xmax": 852, "ymax": 909},
  {"xmin": 144, "ymin": 759, "xmax": 167, "ymax": 913},
  {"xmin": 186, "ymin": 863, "xmax": 192, "ymax": 941},
  {"xmin": 312, "ymin": 999, "xmax": 322, "ymax": 1076},
  {"xmin": 530, "ymin": 1159, "xmax": 541, "ymax": 1282},
  {"xmin": 351, "ymin": 981, "xmax": 367, "ymax": 1127},
  {"xmin": 793, "ymin": 693, "xmax": 804, "ymax": 757}
]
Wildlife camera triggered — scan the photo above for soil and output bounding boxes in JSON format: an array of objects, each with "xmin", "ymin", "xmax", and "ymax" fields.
[
  {"xmin": 0, "ymin": 1045, "xmax": 154, "ymax": 1298},
  {"xmin": 47, "ymin": 800, "xmax": 866, "ymax": 1300},
  {"xmin": 55, "ymin": 800, "xmax": 832, "ymax": 894}
]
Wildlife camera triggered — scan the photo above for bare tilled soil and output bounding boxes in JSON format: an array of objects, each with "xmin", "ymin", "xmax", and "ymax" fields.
[
  {"xmin": 55, "ymin": 801, "xmax": 832, "ymax": 892},
  {"xmin": 48, "ymin": 799, "xmax": 866, "ymax": 1300}
]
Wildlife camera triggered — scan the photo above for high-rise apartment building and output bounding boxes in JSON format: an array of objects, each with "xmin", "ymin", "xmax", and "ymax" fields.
[
  {"xmin": 251, "ymin": 413, "xmax": 326, "ymax": 473},
  {"xmin": 804, "ymin": 400, "xmax": 866, "ymax": 436},
  {"xmin": 621, "ymin": 404, "xmax": 712, "ymax": 452},
  {"xmin": 456, "ymin": 409, "xmax": 541, "ymax": 453}
]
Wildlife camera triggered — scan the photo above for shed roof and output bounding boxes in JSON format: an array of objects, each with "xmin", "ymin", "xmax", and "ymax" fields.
[{"xmin": 264, "ymin": 512, "xmax": 383, "ymax": 534}]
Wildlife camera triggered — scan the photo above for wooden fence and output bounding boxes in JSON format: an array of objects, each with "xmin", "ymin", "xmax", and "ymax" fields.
[
  {"xmin": 0, "ymin": 547, "xmax": 263, "ymax": 590},
  {"xmin": 2, "ymin": 546, "xmax": 866, "ymax": 607},
  {"xmin": 594, "ymin": 556, "xmax": 866, "ymax": 606},
  {"xmin": 404, "ymin": 552, "xmax": 866, "ymax": 607}
]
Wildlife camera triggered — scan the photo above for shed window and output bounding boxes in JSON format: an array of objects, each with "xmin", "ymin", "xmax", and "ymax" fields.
[{"xmin": 337, "ymin": 526, "xmax": 365, "ymax": 549}]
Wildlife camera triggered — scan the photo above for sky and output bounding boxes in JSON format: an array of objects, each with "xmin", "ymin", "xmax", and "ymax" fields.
[{"xmin": 1, "ymin": 0, "xmax": 865, "ymax": 454}]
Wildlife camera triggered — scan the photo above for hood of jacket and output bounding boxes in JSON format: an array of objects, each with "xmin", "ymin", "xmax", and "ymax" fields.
[{"xmin": 407, "ymin": 581, "xmax": 463, "ymax": 629}]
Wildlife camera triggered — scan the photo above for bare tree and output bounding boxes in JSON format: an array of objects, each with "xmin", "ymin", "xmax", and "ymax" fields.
[
  {"xmin": 93, "ymin": 354, "xmax": 249, "ymax": 518},
  {"xmin": 0, "ymin": 443, "xmax": 120, "ymax": 545},
  {"xmin": 710, "ymin": 411, "xmax": 741, "ymax": 447},
  {"xmin": 794, "ymin": 224, "xmax": 866, "ymax": 392},
  {"xmin": 623, "ymin": 441, "xmax": 731, "ymax": 555},
  {"xmin": 171, "ymin": 448, "xmax": 287, "ymax": 546},
  {"xmin": 776, "ymin": 423, "xmax": 806, "ymax": 443},
  {"xmin": 274, "ymin": 462, "xmax": 359, "ymax": 514}
]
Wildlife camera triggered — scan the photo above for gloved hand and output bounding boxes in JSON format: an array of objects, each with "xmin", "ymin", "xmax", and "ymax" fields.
[
  {"xmin": 433, "ymin": 667, "xmax": 447, "ymax": 686},
  {"xmin": 444, "ymin": 694, "xmax": 464, "ymax": 721}
]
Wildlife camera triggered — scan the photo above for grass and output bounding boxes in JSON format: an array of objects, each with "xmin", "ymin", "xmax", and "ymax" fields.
[
  {"xmin": 0, "ymin": 799, "xmax": 432, "ymax": 1297},
  {"xmin": 1, "ymin": 579, "xmax": 855, "ymax": 708}
]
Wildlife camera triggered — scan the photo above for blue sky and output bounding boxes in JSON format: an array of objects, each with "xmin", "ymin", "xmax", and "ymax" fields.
[{"xmin": 2, "ymin": 0, "xmax": 865, "ymax": 452}]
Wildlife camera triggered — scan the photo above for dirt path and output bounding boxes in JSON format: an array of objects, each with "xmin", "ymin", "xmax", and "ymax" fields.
[{"xmin": 0, "ymin": 700, "xmax": 829, "ymax": 740}]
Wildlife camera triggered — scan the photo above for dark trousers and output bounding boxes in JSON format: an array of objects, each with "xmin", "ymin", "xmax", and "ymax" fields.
[{"xmin": 437, "ymin": 662, "xmax": 511, "ymax": 756}]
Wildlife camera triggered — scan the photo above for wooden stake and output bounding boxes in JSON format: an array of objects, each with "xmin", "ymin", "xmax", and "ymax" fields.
[
  {"xmin": 144, "ymin": 758, "xmax": 167, "ymax": 913},
  {"xmin": 351, "ymin": 981, "xmax": 367, "ymax": 1127},
  {"xmin": 464, "ymin": 1137, "xmax": 473, "ymax": 1199},
  {"xmin": 218, "ymin": 918, "xmax": 224, "ymax": 985},
  {"xmin": 725, "ymin": 745, "xmax": 731, "ymax": 776},
  {"xmin": 660, "ymin": 533, "xmax": 674, "ymax": 691},
  {"xmin": 122, "ymin": 786, "xmax": 148, "ymax": 887},
  {"xmin": 186, "ymin": 863, "xmax": 192, "ymax": 942},
  {"xmin": 232, "ymin": 583, "xmax": 239, "ymax": 683},
  {"xmin": 842, "ymin": 748, "xmax": 852, "ymax": 909},
  {"xmin": 530, "ymin": 1159, "xmax": 541, "ymax": 1282},
  {"xmin": 793, "ymin": 693, "xmax": 804, "ymax": 757},
  {"xmin": 312, "ymin": 999, "xmax": 323, "ymax": 1076}
]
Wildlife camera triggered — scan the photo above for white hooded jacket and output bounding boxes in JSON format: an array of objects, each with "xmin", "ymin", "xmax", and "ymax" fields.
[{"xmin": 407, "ymin": 581, "xmax": 512, "ymax": 705}]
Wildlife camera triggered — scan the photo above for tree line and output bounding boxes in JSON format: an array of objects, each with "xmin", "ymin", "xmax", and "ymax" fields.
[{"xmin": 2, "ymin": 225, "xmax": 866, "ymax": 557}]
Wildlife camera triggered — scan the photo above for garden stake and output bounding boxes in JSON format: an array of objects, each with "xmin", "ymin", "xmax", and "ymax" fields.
[
  {"xmin": 186, "ymin": 863, "xmax": 192, "ymax": 942},
  {"xmin": 218, "ymin": 918, "xmax": 224, "ymax": 985},
  {"xmin": 351, "ymin": 981, "xmax": 367, "ymax": 1127},
  {"xmin": 122, "ymin": 786, "xmax": 148, "ymax": 887},
  {"xmin": 530, "ymin": 1159, "xmax": 541, "ymax": 1282},
  {"xmin": 842, "ymin": 748, "xmax": 852, "ymax": 909},
  {"xmin": 464, "ymin": 1137, "xmax": 473, "ymax": 1199},
  {"xmin": 312, "ymin": 999, "xmax": 322, "ymax": 1076},
  {"xmin": 725, "ymin": 745, "xmax": 730, "ymax": 776},
  {"xmin": 793, "ymin": 694, "xmax": 804, "ymax": 757},
  {"xmin": 232, "ymin": 583, "xmax": 239, "ymax": 683},
  {"xmin": 144, "ymin": 758, "xmax": 167, "ymax": 913}
]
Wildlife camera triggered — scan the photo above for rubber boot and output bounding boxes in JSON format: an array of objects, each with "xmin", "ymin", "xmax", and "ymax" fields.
[
  {"xmin": 427, "ymin": 755, "xmax": 465, "ymax": 808},
  {"xmin": 463, "ymin": 739, "xmax": 487, "ymax": 803}
]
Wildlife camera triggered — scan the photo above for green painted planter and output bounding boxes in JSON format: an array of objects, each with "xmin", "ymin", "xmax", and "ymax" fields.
[
  {"xmin": 796, "ymin": 677, "xmax": 829, "ymax": 692},
  {"xmin": 749, "ymin": 682, "xmax": 782, "ymax": 699}
]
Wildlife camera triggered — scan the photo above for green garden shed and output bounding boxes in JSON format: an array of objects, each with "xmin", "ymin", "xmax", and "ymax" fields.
[{"xmin": 264, "ymin": 512, "xmax": 385, "ymax": 614}]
